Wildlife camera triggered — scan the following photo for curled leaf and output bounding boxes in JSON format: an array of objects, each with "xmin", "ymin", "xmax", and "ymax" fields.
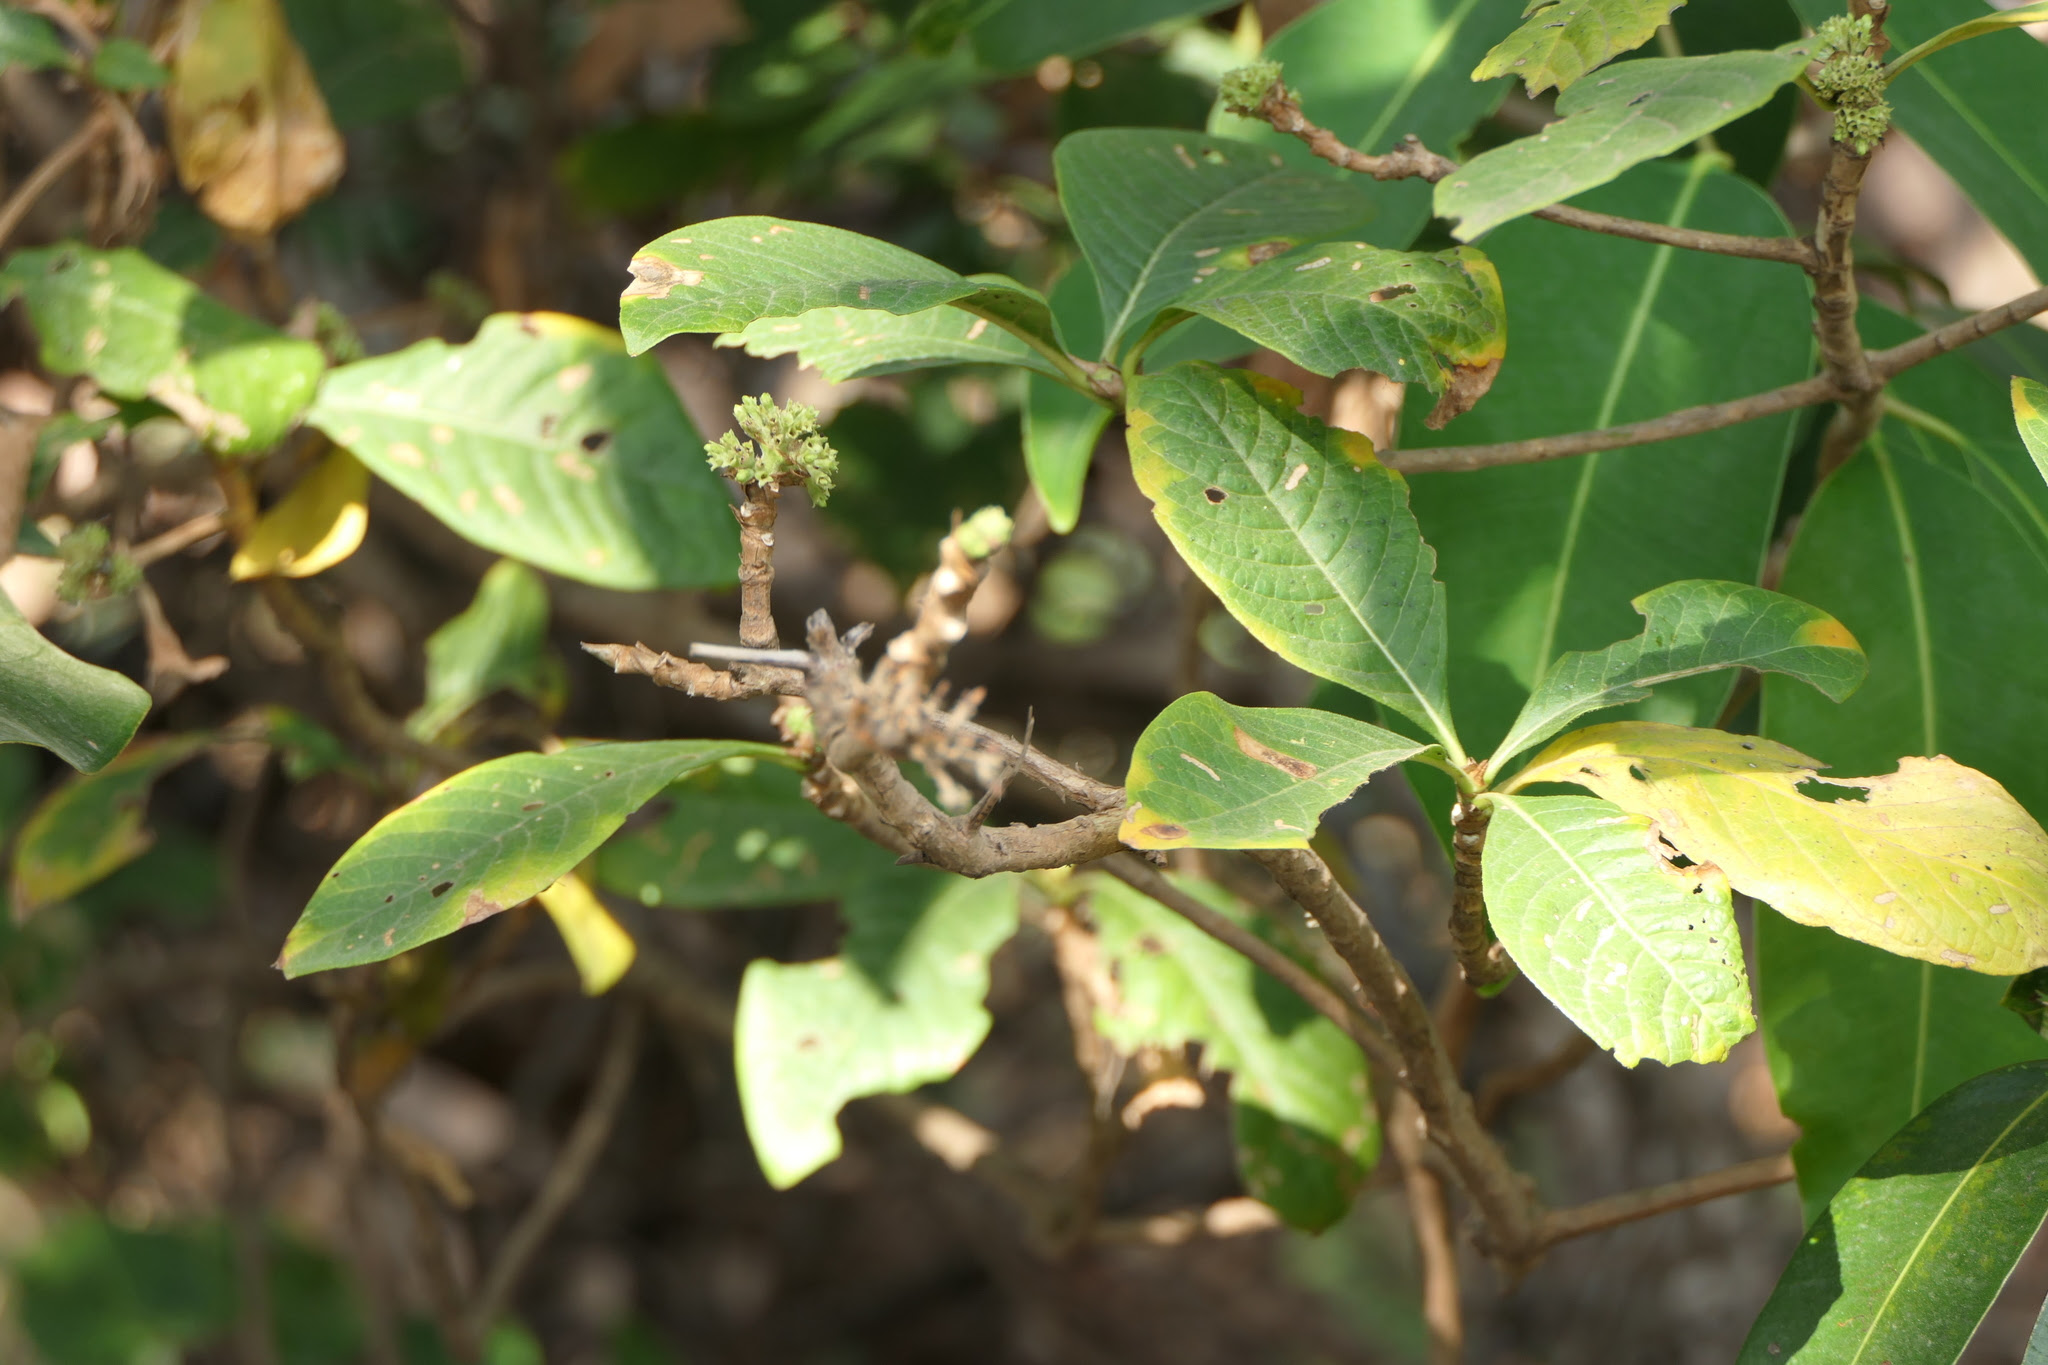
[{"xmin": 229, "ymin": 448, "xmax": 368, "ymax": 580}]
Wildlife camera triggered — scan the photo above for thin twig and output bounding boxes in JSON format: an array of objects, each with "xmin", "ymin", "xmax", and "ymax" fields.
[
  {"xmin": 0, "ymin": 414, "xmax": 35, "ymax": 562},
  {"xmin": 1447, "ymin": 799, "xmax": 1511, "ymax": 990},
  {"xmin": 131, "ymin": 509, "xmax": 230, "ymax": 567},
  {"xmin": 1387, "ymin": 1092, "xmax": 1463, "ymax": 1365},
  {"xmin": 687, "ymin": 641, "xmax": 813, "ymax": 669},
  {"xmin": 1475, "ymin": 1033, "xmax": 1600, "ymax": 1126},
  {"xmin": 1535, "ymin": 1152, "xmax": 1795, "ymax": 1249},
  {"xmin": 468, "ymin": 999, "xmax": 645, "ymax": 1337},
  {"xmin": 0, "ymin": 102, "xmax": 117, "ymax": 251}
]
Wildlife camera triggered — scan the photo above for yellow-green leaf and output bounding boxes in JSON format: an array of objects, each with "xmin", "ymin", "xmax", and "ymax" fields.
[
  {"xmin": 536, "ymin": 871, "xmax": 635, "ymax": 995},
  {"xmin": 1473, "ymin": 0, "xmax": 1685, "ymax": 96},
  {"xmin": 1121, "ymin": 692, "xmax": 1431, "ymax": 851},
  {"xmin": 2018, "ymin": 376, "xmax": 2048, "ymax": 487},
  {"xmin": 228, "ymin": 447, "xmax": 368, "ymax": 580},
  {"xmin": 1513, "ymin": 722, "xmax": 2048, "ymax": 975},
  {"xmin": 9, "ymin": 734, "xmax": 213, "ymax": 916}
]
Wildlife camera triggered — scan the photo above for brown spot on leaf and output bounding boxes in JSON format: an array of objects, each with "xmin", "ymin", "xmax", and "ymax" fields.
[
  {"xmin": 1234, "ymin": 728, "xmax": 1318, "ymax": 779},
  {"xmin": 1425, "ymin": 357, "xmax": 1503, "ymax": 429},
  {"xmin": 1142, "ymin": 823, "xmax": 1189, "ymax": 841},
  {"xmin": 1204, "ymin": 486, "xmax": 1227, "ymax": 503},
  {"xmin": 1247, "ymin": 240, "xmax": 1291, "ymax": 265},
  {"xmin": 462, "ymin": 891, "xmax": 504, "ymax": 926},
  {"xmin": 1369, "ymin": 284, "xmax": 1417, "ymax": 303},
  {"xmin": 622, "ymin": 255, "xmax": 701, "ymax": 299}
]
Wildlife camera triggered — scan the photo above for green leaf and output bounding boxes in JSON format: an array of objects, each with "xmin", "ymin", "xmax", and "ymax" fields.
[
  {"xmin": 716, "ymin": 297, "xmax": 1062, "ymax": 382},
  {"xmin": 278, "ymin": 740, "xmax": 786, "ymax": 977},
  {"xmin": 1434, "ymin": 45, "xmax": 1812, "ymax": 240},
  {"xmin": 1087, "ymin": 873, "xmax": 1378, "ymax": 1231},
  {"xmin": 0, "ymin": 11, "xmax": 73, "ymax": 72},
  {"xmin": 2018, "ymin": 377, "xmax": 2048, "ymax": 486},
  {"xmin": 735, "ymin": 870, "xmax": 1020, "ymax": 1187},
  {"xmin": 0, "ymin": 245, "xmax": 325, "ymax": 456},
  {"xmin": 409, "ymin": 560, "xmax": 562, "ymax": 742},
  {"xmin": 310, "ymin": 312, "xmax": 737, "ymax": 590},
  {"xmin": 18, "ymin": 1217, "xmax": 235, "ymax": 1365},
  {"xmin": 1514, "ymin": 722, "xmax": 2048, "ymax": 977},
  {"xmin": 1482, "ymin": 792, "xmax": 1752, "ymax": 1065},
  {"xmin": 1473, "ymin": 0, "xmax": 1685, "ymax": 95},
  {"xmin": 967, "ymin": 0, "xmax": 1220, "ymax": 72},
  {"xmin": 1053, "ymin": 129, "xmax": 1378, "ymax": 360},
  {"xmin": 279, "ymin": 0, "xmax": 466, "ymax": 128},
  {"xmin": 594, "ymin": 759, "xmax": 896, "ymax": 910},
  {"xmin": 1121, "ymin": 692, "xmax": 1430, "ymax": 851},
  {"xmin": 1739, "ymin": 1060, "xmax": 2048, "ymax": 1364},
  {"xmin": 1789, "ymin": 0, "xmax": 2048, "ymax": 273},
  {"xmin": 1763, "ymin": 309, "xmax": 2048, "ymax": 1210},
  {"xmin": 1491, "ymin": 580, "xmax": 1867, "ymax": 774},
  {"xmin": 1175, "ymin": 242, "xmax": 1507, "ymax": 426},
  {"xmin": 619, "ymin": 216, "xmax": 1058, "ymax": 361},
  {"xmin": 1886, "ymin": 0, "xmax": 2048, "ymax": 81},
  {"xmin": 1023, "ymin": 373, "xmax": 1112, "ymax": 537},
  {"xmin": 88, "ymin": 38, "xmax": 168, "ymax": 91},
  {"xmin": 1404, "ymin": 161, "xmax": 1812, "ymax": 763},
  {"xmin": 0, "ymin": 591, "xmax": 149, "ymax": 774},
  {"xmin": 1207, "ymin": 0, "xmax": 1521, "ymax": 250},
  {"xmin": 9, "ymin": 735, "xmax": 213, "ymax": 917},
  {"xmin": 1128, "ymin": 363, "xmax": 1459, "ymax": 753}
]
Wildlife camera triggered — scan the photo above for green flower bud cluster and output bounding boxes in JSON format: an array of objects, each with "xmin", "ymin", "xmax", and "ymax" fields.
[
  {"xmin": 1809, "ymin": 14, "xmax": 1892, "ymax": 155},
  {"xmin": 952, "ymin": 505, "xmax": 1014, "ymax": 561},
  {"xmin": 705, "ymin": 394, "xmax": 838, "ymax": 506},
  {"xmin": 1219, "ymin": 61, "xmax": 1286, "ymax": 118},
  {"xmin": 55, "ymin": 523, "xmax": 139, "ymax": 604}
]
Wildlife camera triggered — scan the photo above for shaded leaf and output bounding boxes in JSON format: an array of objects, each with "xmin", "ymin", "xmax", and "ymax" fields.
[
  {"xmin": 1763, "ymin": 317, "xmax": 2048, "ymax": 1209},
  {"xmin": 1739, "ymin": 1061, "xmax": 2048, "ymax": 1365},
  {"xmin": 0, "ymin": 12, "xmax": 73, "ymax": 71},
  {"xmin": 228, "ymin": 447, "xmax": 368, "ymax": 580},
  {"xmin": 0, "ymin": 590, "xmax": 149, "ymax": 774},
  {"xmin": 10, "ymin": 735, "xmax": 213, "ymax": 916},
  {"xmin": 1176, "ymin": 242, "xmax": 1507, "ymax": 426},
  {"xmin": 90, "ymin": 39, "xmax": 168, "ymax": 91},
  {"xmin": 167, "ymin": 0, "xmax": 346, "ymax": 235},
  {"xmin": 1483, "ymin": 791, "xmax": 1752, "ymax": 1065},
  {"xmin": 1403, "ymin": 162, "xmax": 1811, "ymax": 779},
  {"xmin": 2006, "ymin": 966, "xmax": 2048, "ymax": 1039},
  {"xmin": 594, "ymin": 759, "xmax": 898, "ymax": 910},
  {"xmin": 409, "ymin": 559, "xmax": 562, "ymax": 742},
  {"xmin": 735, "ymin": 871, "xmax": 1020, "ymax": 1187},
  {"xmin": 17, "ymin": 1217, "xmax": 235, "ymax": 1365},
  {"xmin": 1888, "ymin": 0, "xmax": 2048, "ymax": 79},
  {"xmin": 968, "ymin": 0, "xmax": 1219, "ymax": 72},
  {"xmin": 1127, "ymin": 363, "xmax": 1459, "ymax": 752},
  {"xmin": 619, "ymin": 216, "xmax": 1058, "ymax": 361},
  {"xmin": 1435, "ymin": 45, "xmax": 1811, "ymax": 240},
  {"xmin": 1514, "ymin": 722, "xmax": 2048, "ymax": 976},
  {"xmin": 2019, "ymin": 376, "xmax": 2048, "ymax": 486},
  {"xmin": 0, "ymin": 245, "xmax": 325, "ymax": 456},
  {"xmin": 716, "ymin": 298, "xmax": 1062, "ymax": 382},
  {"xmin": 1790, "ymin": 0, "xmax": 2048, "ymax": 273},
  {"xmin": 1207, "ymin": 0, "xmax": 1521, "ymax": 250},
  {"xmin": 1023, "ymin": 373, "xmax": 1112, "ymax": 536},
  {"xmin": 278, "ymin": 0, "xmax": 466, "ymax": 128},
  {"xmin": 536, "ymin": 871, "xmax": 635, "ymax": 995},
  {"xmin": 1054, "ymin": 129, "xmax": 1378, "ymax": 359},
  {"xmin": 1088, "ymin": 873, "xmax": 1377, "ymax": 1231},
  {"xmin": 1473, "ymin": 0, "xmax": 1685, "ymax": 95},
  {"xmin": 1492, "ymin": 580, "xmax": 1866, "ymax": 774},
  {"xmin": 278, "ymin": 740, "xmax": 785, "ymax": 977},
  {"xmin": 311, "ymin": 311, "xmax": 736, "ymax": 589},
  {"xmin": 1121, "ymin": 692, "xmax": 1430, "ymax": 851}
]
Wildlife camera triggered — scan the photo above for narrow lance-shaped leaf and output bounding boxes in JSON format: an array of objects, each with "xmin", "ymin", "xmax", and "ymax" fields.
[
  {"xmin": 10, "ymin": 734, "xmax": 213, "ymax": 915},
  {"xmin": 535, "ymin": 871, "xmax": 635, "ymax": 996},
  {"xmin": 0, "ymin": 245, "xmax": 325, "ymax": 456},
  {"xmin": 1023, "ymin": 374, "xmax": 1113, "ymax": 537},
  {"xmin": 1174, "ymin": 242, "xmax": 1507, "ymax": 427},
  {"xmin": 2018, "ymin": 377, "xmax": 2048, "ymax": 487},
  {"xmin": 1127, "ymin": 363, "xmax": 1460, "ymax": 754},
  {"xmin": 278, "ymin": 740, "xmax": 787, "ymax": 977},
  {"xmin": 311, "ymin": 312, "xmax": 737, "ymax": 590},
  {"xmin": 1739, "ymin": 1060, "xmax": 2048, "ymax": 1365},
  {"xmin": 619, "ymin": 216, "xmax": 1059, "ymax": 360},
  {"xmin": 1436, "ymin": 44, "xmax": 1813, "ymax": 240},
  {"xmin": 1473, "ymin": 0, "xmax": 1686, "ymax": 96},
  {"xmin": 0, "ymin": 591, "xmax": 149, "ymax": 774},
  {"xmin": 1491, "ymin": 580, "xmax": 1867, "ymax": 775},
  {"xmin": 735, "ymin": 871, "xmax": 1020, "ymax": 1188},
  {"xmin": 1088, "ymin": 873, "xmax": 1378, "ymax": 1232},
  {"xmin": 1054, "ymin": 129, "xmax": 1377, "ymax": 359},
  {"xmin": 1483, "ymin": 792, "xmax": 1753, "ymax": 1065},
  {"xmin": 716, "ymin": 298, "xmax": 1063, "ymax": 383},
  {"xmin": 1122, "ymin": 692, "xmax": 1431, "ymax": 851},
  {"xmin": 1514, "ymin": 722, "xmax": 2048, "ymax": 975},
  {"xmin": 1886, "ymin": 0, "xmax": 2048, "ymax": 81}
]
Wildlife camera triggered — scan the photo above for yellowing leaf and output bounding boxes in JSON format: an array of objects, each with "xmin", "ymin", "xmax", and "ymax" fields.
[
  {"xmin": 2018, "ymin": 377, "xmax": 2048, "ymax": 488},
  {"xmin": 1472, "ymin": 0, "xmax": 1684, "ymax": 96},
  {"xmin": 1513, "ymin": 722, "xmax": 2048, "ymax": 974},
  {"xmin": 229, "ymin": 448, "xmax": 368, "ymax": 580},
  {"xmin": 536, "ymin": 871, "xmax": 636, "ymax": 995},
  {"xmin": 167, "ymin": 0, "xmax": 345, "ymax": 235}
]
